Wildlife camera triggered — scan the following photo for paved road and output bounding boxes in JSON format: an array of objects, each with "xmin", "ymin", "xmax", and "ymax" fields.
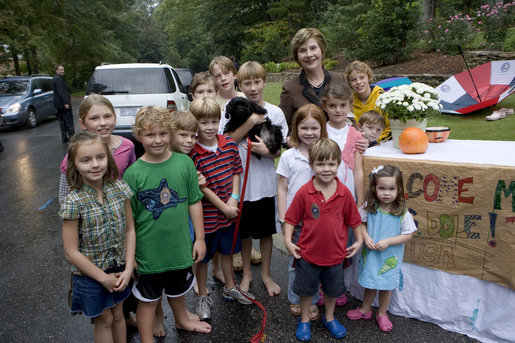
[{"xmin": 0, "ymin": 98, "xmax": 478, "ymax": 342}]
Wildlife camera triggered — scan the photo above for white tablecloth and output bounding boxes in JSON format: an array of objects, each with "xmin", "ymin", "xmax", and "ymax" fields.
[
  {"xmin": 349, "ymin": 139, "xmax": 515, "ymax": 343},
  {"xmin": 364, "ymin": 139, "xmax": 515, "ymax": 167}
]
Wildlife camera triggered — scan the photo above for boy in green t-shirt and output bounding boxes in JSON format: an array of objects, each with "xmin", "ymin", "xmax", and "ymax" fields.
[{"xmin": 123, "ymin": 106, "xmax": 211, "ymax": 341}]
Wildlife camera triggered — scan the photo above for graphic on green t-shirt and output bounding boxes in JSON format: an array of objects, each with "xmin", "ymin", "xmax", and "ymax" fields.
[{"xmin": 138, "ymin": 178, "xmax": 186, "ymax": 219}]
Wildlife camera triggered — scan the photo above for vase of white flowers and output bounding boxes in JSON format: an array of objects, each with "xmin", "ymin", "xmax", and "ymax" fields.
[{"xmin": 376, "ymin": 82, "xmax": 442, "ymax": 148}]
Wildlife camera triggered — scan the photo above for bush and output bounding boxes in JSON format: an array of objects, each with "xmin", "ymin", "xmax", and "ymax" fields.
[
  {"xmin": 360, "ymin": 0, "xmax": 421, "ymax": 65},
  {"xmin": 322, "ymin": 1, "xmax": 370, "ymax": 58},
  {"xmin": 263, "ymin": 61, "xmax": 299, "ymax": 73},
  {"xmin": 323, "ymin": 58, "xmax": 339, "ymax": 71},
  {"xmin": 241, "ymin": 21, "xmax": 290, "ymax": 64},
  {"xmin": 323, "ymin": 0, "xmax": 421, "ymax": 65},
  {"xmin": 503, "ymin": 28, "xmax": 515, "ymax": 52},
  {"xmin": 262, "ymin": 58, "xmax": 337, "ymax": 73},
  {"xmin": 475, "ymin": 2, "xmax": 515, "ymax": 50},
  {"xmin": 422, "ymin": 14, "xmax": 476, "ymax": 54}
]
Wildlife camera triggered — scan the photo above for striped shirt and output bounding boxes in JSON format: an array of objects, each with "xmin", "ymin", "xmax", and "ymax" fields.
[
  {"xmin": 58, "ymin": 180, "xmax": 133, "ymax": 275},
  {"xmin": 189, "ymin": 135, "xmax": 243, "ymax": 233}
]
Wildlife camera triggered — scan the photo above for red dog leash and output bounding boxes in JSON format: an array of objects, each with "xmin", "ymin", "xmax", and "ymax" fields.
[{"xmin": 230, "ymin": 137, "xmax": 267, "ymax": 342}]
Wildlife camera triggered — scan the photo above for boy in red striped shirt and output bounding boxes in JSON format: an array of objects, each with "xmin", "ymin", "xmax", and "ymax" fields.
[{"xmin": 189, "ymin": 97, "xmax": 256, "ymax": 321}]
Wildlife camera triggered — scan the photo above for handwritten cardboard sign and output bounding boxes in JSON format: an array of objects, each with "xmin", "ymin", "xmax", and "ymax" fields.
[{"xmin": 364, "ymin": 157, "xmax": 515, "ymax": 289}]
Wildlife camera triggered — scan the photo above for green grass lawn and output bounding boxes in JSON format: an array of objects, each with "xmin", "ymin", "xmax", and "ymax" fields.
[{"xmin": 263, "ymin": 81, "xmax": 515, "ymax": 141}]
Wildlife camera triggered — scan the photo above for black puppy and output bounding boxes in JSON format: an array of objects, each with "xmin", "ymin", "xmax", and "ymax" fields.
[{"xmin": 224, "ymin": 97, "xmax": 283, "ymax": 159}]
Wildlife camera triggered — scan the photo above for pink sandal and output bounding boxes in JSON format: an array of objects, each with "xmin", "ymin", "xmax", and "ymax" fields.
[
  {"xmin": 317, "ymin": 290, "xmax": 347, "ymax": 306},
  {"xmin": 375, "ymin": 312, "xmax": 393, "ymax": 332},
  {"xmin": 336, "ymin": 293, "xmax": 347, "ymax": 306},
  {"xmin": 317, "ymin": 289, "xmax": 325, "ymax": 306},
  {"xmin": 346, "ymin": 308, "xmax": 372, "ymax": 320}
]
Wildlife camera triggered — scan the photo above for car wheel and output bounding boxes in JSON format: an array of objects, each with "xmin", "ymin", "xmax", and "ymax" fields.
[{"xmin": 26, "ymin": 108, "xmax": 38, "ymax": 128}]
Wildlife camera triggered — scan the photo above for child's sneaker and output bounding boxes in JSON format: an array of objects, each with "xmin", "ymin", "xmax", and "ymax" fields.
[
  {"xmin": 196, "ymin": 295, "xmax": 213, "ymax": 321},
  {"xmin": 223, "ymin": 286, "xmax": 255, "ymax": 305}
]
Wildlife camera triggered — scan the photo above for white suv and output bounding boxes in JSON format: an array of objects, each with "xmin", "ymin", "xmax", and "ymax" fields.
[{"xmin": 85, "ymin": 63, "xmax": 189, "ymax": 138}]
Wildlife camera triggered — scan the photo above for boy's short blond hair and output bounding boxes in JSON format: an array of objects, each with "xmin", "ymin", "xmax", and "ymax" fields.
[
  {"xmin": 237, "ymin": 61, "xmax": 267, "ymax": 83},
  {"xmin": 358, "ymin": 110, "xmax": 386, "ymax": 129},
  {"xmin": 344, "ymin": 61, "xmax": 374, "ymax": 84},
  {"xmin": 171, "ymin": 110, "xmax": 199, "ymax": 133},
  {"xmin": 308, "ymin": 138, "xmax": 341, "ymax": 165},
  {"xmin": 209, "ymin": 56, "xmax": 237, "ymax": 76},
  {"xmin": 132, "ymin": 106, "xmax": 174, "ymax": 136},
  {"xmin": 189, "ymin": 97, "xmax": 221, "ymax": 121},
  {"xmin": 190, "ymin": 72, "xmax": 218, "ymax": 93},
  {"xmin": 291, "ymin": 28, "xmax": 327, "ymax": 64}
]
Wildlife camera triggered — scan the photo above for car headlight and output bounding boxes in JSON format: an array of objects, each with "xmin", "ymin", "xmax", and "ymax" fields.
[{"xmin": 6, "ymin": 103, "xmax": 21, "ymax": 114}]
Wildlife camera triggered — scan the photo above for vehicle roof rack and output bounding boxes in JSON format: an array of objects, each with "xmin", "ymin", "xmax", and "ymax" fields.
[{"xmin": 100, "ymin": 62, "xmax": 112, "ymax": 66}]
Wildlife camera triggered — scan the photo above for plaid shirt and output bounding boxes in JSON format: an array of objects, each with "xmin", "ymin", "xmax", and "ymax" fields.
[{"xmin": 59, "ymin": 180, "xmax": 133, "ymax": 275}]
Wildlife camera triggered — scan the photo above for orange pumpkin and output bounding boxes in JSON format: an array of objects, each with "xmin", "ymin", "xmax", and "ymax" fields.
[{"xmin": 398, "ymin": 127, "xmax": 429, "ymax": 154}]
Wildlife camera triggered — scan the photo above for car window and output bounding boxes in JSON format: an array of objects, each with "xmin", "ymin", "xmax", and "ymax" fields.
[
  {"xmin": 171, "ymin": 69, "xmax": 184, "ymax": 93},
  {"xmin": 0, "ymin": 80, "xmax": 29, "ymax": 95},
  {"xmin": 31, "ymin": 79, "xmax": 43, "ymax": 93},
  {"xmin": 164, "ymin": 68, "xmax": 177, "ymax": 93},
  {"xmin": 87, "ymin": 68, "xmax": 173, "ymax": 95},
  {"xmin": 176, "ymin": 69, "xmax": 193, "ymax": 90},
  {"xmin": 42, "ymin": 79, "xmax": 53, "ymax": 92}
]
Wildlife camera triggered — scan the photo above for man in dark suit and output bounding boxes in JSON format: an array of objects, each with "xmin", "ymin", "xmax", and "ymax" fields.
[{"xmin": 53, "ymin": 64, "xmax": 75, "ymax": 143}]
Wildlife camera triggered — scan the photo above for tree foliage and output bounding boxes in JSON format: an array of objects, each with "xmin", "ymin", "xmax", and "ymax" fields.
[
  {"xmin": 323, "ymin": 0, "xmax": 421, "ymax": 65},
  {"xmin": 4, "ymin": 0, "xmax": 491, "ymax": 88}
]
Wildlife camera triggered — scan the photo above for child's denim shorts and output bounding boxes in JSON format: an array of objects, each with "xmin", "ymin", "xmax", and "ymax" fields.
[
  {"xmin": 293, "ymin": 258, "xmax": 345, "ymax": 298},
  {"xmin": 201, "ymin": 223, "xmax": 241, "ymax": 263},
  {"xmin": 71, "ymin": 264, "xmax": 130, "ymax": 318}
]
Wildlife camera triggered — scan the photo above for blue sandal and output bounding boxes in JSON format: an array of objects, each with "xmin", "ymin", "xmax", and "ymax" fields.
[
  {"xmin": 296, "ymin": 318, "xmax": 311, "ymax": 341},
  {"xmin": 323, "ymin": 314, "xmax": 347, "ymax": 339}
]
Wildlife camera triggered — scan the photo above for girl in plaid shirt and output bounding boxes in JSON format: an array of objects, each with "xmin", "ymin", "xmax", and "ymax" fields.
[{"xmin": 59, "ymin": 132, "xmax": 135, "ymax": 343}]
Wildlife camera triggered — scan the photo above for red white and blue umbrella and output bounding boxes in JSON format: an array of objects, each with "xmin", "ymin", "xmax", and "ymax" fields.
[
  {"xmin": 437, "ymin": 60, "xmax": 514, "ymax": 114},
  {"xmin": 372, "ymin": 76, "xmax": 412, "ymax": 91}
]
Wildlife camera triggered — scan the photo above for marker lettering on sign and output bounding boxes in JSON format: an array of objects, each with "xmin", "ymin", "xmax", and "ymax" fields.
[
  {"xmin": 494, "ymin": 180, "xmax": 515, "ymax": 212},
  {"xmin": 488, "ymin": 212, "xmax": 497, "ymax": 248}
]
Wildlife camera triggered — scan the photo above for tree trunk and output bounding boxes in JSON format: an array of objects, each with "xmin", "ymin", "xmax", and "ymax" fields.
[
  {"xmin": 25, "ymin": 50, "xmax": 33, "ymax": 75},
  {"xmin": 31, "ymin": 47, "xmax": 39, "ymax": 74},
  {"xmin": 11, "ymin": 49, "xmax": 21, "ymax": 75},
  {"xmin": 259, "ymin": 0, "xmax": 270, "ymax": 21},
  {"xmin": 287, "ymin": 0, "xmax": 293, "ymax": 42}
]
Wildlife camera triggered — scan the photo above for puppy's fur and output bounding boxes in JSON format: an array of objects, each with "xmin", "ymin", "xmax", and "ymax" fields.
[{"xmin": 224, "ymin": 97, "xmax": 283, "ymax": 159}]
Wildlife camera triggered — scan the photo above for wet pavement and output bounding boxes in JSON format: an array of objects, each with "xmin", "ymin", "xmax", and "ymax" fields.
[{"xmin": 0, "ymin": 98, "xmax": 478, "ymax": 342}]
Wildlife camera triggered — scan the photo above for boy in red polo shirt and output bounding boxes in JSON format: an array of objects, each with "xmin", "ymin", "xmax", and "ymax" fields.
[
  {"xmin": 284, "ymin": 138, "xmax": 363, "ymax": 341},
  {"xmin": 189, "ymin": 97, "xmax": 255, "ymax": 322}
]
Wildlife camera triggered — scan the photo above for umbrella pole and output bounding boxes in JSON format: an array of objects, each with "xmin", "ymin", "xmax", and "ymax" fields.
[{"xmin": 457, "ymin": 44, "xmax": 482, "ymax": 102}]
